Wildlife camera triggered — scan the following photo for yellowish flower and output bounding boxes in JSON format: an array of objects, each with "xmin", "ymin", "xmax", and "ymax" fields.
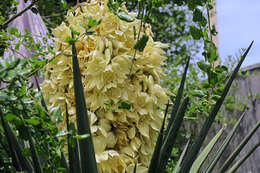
[{"xmin": 41, "ymin": 1, "xmax": 168, "ymax": 172}]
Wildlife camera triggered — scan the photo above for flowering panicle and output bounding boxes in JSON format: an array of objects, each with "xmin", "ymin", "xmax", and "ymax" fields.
[{"xmin": 41, "ymin": 0, "xmax": 168, "ymax": 172}]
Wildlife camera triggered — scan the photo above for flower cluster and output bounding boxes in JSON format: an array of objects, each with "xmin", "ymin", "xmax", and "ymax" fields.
[{"xmin": 41, "ymin": 0, "xmax": 168, "ymax": 172}]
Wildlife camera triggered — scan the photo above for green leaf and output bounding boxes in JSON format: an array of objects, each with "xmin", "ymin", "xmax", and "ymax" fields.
[
  {"xmin": 27, "ymin": 127, "xmax": 43, "ymax": 173},
  {"xmin": 197, "ymin": 61, "xmax": 210, "ymax": 72},
  {"xmin": 148, "ymin": 101, "xmax": 169, "ymax": 173},
  {"xmin": 0, "ymin": 92, "xmax": 9, "ymax": 103},
  {"xmin": 13, "ymin": 0, "xmax": 19, "ymax": 6},
  {"xmin": 172, "ymin": 140, "xmax": 191, "ymax": 173},
  {"xmin": 189, "ymin": 126, "xmax": 225, "ymax": 173},
  {"xmin": 0, "ymin": 113, "xmax": 33, "ymax": 171},
  {"xmin": 205, "ymin": 111, "xmax": 246, "ymax": 173},
  {"xmin": 190, "ymin": 25, "xmax": 202, "ymax": 40},
  {"xmin": 219, "ymin": 119, "xmax": 260, "ymax": 173},
  {"xmin": 166, "ymin": 57, "xmax": 190, "ymax": 134},
  {"xmin": 117, "ymin": 10, "xmax": 135, "ymax": 22},
  {"xmin": 133, "ymin": 26, "xmax": 137, "ymax": 40},
  {"xmin": 118, "ymin": 101, "xmax": 131, "ymax": 110},
  {"xmin": 57, "ymin": 167, "xmax": 67, "ymax": 172},
  {"xmin": 0, "ymin": 117, "xmax": 22, "ymax": 169},
  {"xmin": 63, "ymin": 53, "xmax": 73, "ymax": 57},
  {"xmin": 4, "ymin": 113, "xmax": 17, "ymax": 121},
  {"xmin": 88, "ymin": 17, "xmax": 102, "ymax": 28},
  {"xmin": 22, "ymin": 148, "xmax": 31, "ymax": 157},
  {"xmin": 25, "ymin": 117, "xmax": 41, "ymax": 126},
  {"xmin": 107, "ymin": 0, "xmax": 120, "ymax": 13},
  {"xmin": 4, "ymin": 56, "xmax": 20, "ymax": 69},
  {"xmin": 133, "ymin": 164, "xmax": 137, "ymax": 173},
  {"xmin": 203, "ymin": 41, "xmax": 217, "ymax": 63},
  {"xmin": 65, "ymin": 36, "xmax": 76, "ymax": 45},
  {"xmin": 207, "ymin": 3, "xmax": 214, "ymax": 10},
  {"xmin": 70, "ymin": 26, "xmax": 80, "ymax": 36},
  {"xmin": 43, "ymin": 37, "xmax": 47, "ymax": 44},
  {"xmin": 71, "ymin": 32, "xmax": 98, "ymax": 173},
  {"xmin": 18, "ymin": 85, "xmax": 26, "ymax": 97},
  {"xmin": 104, "ymin": 103, "xmax": 112, "ymax": 110},
  {"xmin": 193, "ymin": 8, "xmax": 207, "ymax": 27},
  {"xmin": 50, "ymin": 105, "xmax": 63, "ymax": 123},
  {"xmin": 226, "ymin": 142, "xmax": 260, "ymax": 173},
  {"xmin": 56, "ymin": 130, "xmax": 68, "ymax": 138},
  {"xmin": 215, "ymin": 65, "xmax": 228, "ymax": 73},
  {"xmin": 191, "ymin": 90, "xmax": 206, "ymax": 98},
  {"xmin": 207, "ymin": 70, "xmax": 218, "ymax": 86},
  {"xmin": 134, "ymin": 34, "xmax": 149, "ymax": 51},
  {"xmin": 34, "ymin": 77, "xmax": 49, "ymax": 112},
  {"xmin": 8, "ymin": 27, "xmax": 21, "ymax": 37},
  {"xmin": 22, "ymin": 98, "xmax": 34, "ymax": 104},
  {"xmin": 187, "ymin": 0, "xmax": 196, "ymax": 10},
  {"xmin": 157, "ymin": 97, "xmax": 190, "ymax": 172},
  {"xmin": 211, "ymin": 24, "xmax": 218, "ymax": 36},
  {"xmin": 74, "ymin": 134, "xmax": 90, "ymax": 140},
  {"xmin": 15, "ymin": 42, "xmax": 21, "ymax": 49},
  {"xmin": 178, "ymin": 41, "xmax": 254, "ymax": 173},
  {"xmin": 85, "ymin": 31, "xmax": 95, "ymax": 35},
  {"xmin": 24, "ymin": 28, "xmax": 30, "ymax": 35},
  {"xmin": 65, "ymin": 103, "xmax": 81, "ymax": 173}
]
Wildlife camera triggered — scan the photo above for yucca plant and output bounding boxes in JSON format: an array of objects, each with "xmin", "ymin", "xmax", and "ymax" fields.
[
  {"xmin": 0, "ymin": 0, "xmax": 259, "ymax": 173},
  {"xmin": 41, "ymin": 1, "xmax": 258, "ymax": 172},
  {"xmin": 41, "ymin": 1, "xmax": 168, "ymax": 172}
]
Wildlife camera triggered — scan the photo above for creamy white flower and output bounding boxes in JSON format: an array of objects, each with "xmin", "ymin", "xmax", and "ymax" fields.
[{"xmin": 41, "ymin": 0, "xmax": 168, "ymax": 172}]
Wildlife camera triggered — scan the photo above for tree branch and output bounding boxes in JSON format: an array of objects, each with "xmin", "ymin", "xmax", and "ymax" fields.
[{"xmin": 0, "ymin": 0, "xmax": 37, "ymax": 30}]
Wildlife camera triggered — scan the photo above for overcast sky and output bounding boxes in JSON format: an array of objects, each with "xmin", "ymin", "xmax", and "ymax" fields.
[{"xmin": 216, "ymin": 0, "xmax": 260, "ymax": 67}]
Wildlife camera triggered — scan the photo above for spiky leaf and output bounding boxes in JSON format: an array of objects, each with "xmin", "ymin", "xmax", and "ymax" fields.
[
  {"xmin": 157, "ymin": 97, "xmax": 190, "ymax": 172},
  {"xmin": 178, "ymin": 41, "xmax": 253, "ymax": 173},
  {"xmin": 219, "ymin": 120, "xmax": 260, "ymax": 173},
  {"xmin": 189, "ymin": 126, "xmax": 225, "ymax": 173},
  {"xmin": 71, "ymin": 32, "xmax": 98, "ymax": 173},
  {"xmin": 205, "ymin": 111, "xmax": 247, "ymax": 173},
  {"xmin": 148, "ymin": 101, "xmax": 169, "ymax": 173}
]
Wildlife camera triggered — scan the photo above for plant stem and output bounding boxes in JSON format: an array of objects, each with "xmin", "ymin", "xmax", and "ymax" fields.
[{"xmin": 129, "ymin": 1, "xmax": 145, "ymax": 76}]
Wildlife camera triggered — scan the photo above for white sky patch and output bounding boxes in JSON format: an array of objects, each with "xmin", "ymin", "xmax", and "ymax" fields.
[{"xmin": 216, "ymin": 0, "xmax": 260, "ymax": 67}]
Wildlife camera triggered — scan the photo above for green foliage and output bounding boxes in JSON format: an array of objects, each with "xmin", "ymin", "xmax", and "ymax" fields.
[
  {"xmin": 107, "ymin": 0, "xmax": 123, "ymax": 13},
  {"xmin": 134, "ymin": 34, "xmax": 149, "ymax": 51},
  {"xmin": 118, "ymin": 101, "xmax": 132, "ymax": 110},
  {"xmin": 107, "ymin": 0, "xmax": 135, "ymax": 22},
  {"xmin": 190, "ymin": 25, "xmax": 203, "ymax": 40},
  {"xmin": 0, "ymin": 56, "xmax": 66, "ymax": 172},
  {"xmin": 0, "ymin": 0, "xmax": 17, "ymax": 24},
  {"xmin": 87, "ymin": 17, "xmax": 102, "ymax": 28},
  {"xmin": 35, "ymin": 0, "xmax": 74, "ymax": 31},
  {"xmin": 117, "ymin": 10, "xmax": 135, "ymax": 22},
  {"xmin": 65, "ymin": 36, "xmax": 76, "ymax": 45},
  {"xmin": 0, "ymin": 7, "xmax": 66, "ymax": 170}
]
